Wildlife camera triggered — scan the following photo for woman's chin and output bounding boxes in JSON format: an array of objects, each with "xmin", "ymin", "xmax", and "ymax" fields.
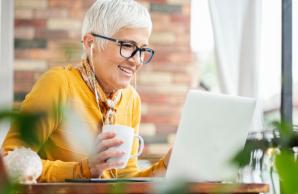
[{"xmin": 114, "ymin": 80, "xmax": 131, "ymax": 90}]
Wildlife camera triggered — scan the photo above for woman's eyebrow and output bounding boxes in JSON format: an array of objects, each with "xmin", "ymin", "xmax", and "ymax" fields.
[
  {"xmin": 121, "ymin": 39, "xmax": 137, "ymax": 44},
  {"xmin": 121, "ymin": 39, "xmax": 148, "ymax": 47}
]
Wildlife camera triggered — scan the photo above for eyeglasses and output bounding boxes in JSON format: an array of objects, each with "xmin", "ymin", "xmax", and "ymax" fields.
[{"xmin": 91, "ymin": 33, "xmax": 155, "ymax": 65}]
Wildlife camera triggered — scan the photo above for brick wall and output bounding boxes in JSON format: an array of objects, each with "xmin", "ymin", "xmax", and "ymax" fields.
[{"xmin": 14, "ymin": 0, "xmax": 198, "ymax": 157}]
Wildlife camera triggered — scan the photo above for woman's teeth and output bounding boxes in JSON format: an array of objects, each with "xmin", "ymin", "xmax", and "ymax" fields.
[{"xmin": 118, "ymin": 66, "xmax": 133, "ymax": 75}]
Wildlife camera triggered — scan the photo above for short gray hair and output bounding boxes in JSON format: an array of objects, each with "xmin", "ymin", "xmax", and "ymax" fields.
[{"xmin": 81, "ymin": 0, "xmax": 152, "ymax": 49}]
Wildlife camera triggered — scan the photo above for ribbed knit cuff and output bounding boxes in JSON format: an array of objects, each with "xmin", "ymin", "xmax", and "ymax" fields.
[{"xmin": 81, "ymin": 158, "xmax": 91, "ymax": 178}]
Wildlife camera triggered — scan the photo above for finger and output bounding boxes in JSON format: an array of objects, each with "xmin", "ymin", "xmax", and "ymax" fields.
[
  {"xmin": 94, "ymin": 150, "xmax": 125, "ymax": 164},
  {"xmin": 89, "ymin": 149, "xmax": 124, "ymax": 166},
  {"xmin": 93, "ymin": 132, "xmax": 116, "ymax": 149},
  {"xmin": 96, "ymin": 138, "xmax": 124, "ymax": 152},
  {"xmin": 96, "ymin": 132, "xmax": 116, "ymax": 142},
  {"xmin": 96, "ymin": 161, "xmax": 125, "ymax": 171}
]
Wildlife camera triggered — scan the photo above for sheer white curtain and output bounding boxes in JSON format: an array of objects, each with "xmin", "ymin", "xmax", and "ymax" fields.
[
  {"xmin": 208, "ymin": 0, "xmax": 263, "ymax": 130},
  {"xmin": 209, "ymin": 0, "xmax": 261, "ymax": 96},
  {"xmin": 0, "ymin": 0, "xmax": 14, "ymax": 146}
]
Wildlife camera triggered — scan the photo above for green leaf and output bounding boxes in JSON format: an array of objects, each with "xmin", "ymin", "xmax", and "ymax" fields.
[
  {"xmin": 272, "ymin": 121, "xmax": 293, "ymax": 149},
  {"xmin": 275, "ymin": 150, "xmax": 298, "ymax": 194},
  {"xmin": 0, "ymin": 182, "xmax": 21, "ymax": 194},
  {"xmin": 108, "ymin": 183, "xmax": 125, "ymax": 194},
  {"xmin": 231, "ymin": 139, "xmax": 267, "ymax": 168},
  {"xmin": 0, "ymin": 110, "xmax": 46, "ymax": 147}
]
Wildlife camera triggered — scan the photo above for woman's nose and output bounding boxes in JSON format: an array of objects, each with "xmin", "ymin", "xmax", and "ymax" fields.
[{"xmin": 128, "ymin": 51, "xmax": 142, "ymax": 65}]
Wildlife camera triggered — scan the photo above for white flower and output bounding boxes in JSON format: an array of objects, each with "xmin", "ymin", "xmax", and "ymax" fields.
[{"xmin": 3, "ymin": 147, "xmax": 42, "ymax": 184}]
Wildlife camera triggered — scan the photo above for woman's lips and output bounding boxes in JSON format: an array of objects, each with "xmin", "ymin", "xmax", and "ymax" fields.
[{"xmin": 118, "ymin": 65, "xmax": 134, "ymax": 76}]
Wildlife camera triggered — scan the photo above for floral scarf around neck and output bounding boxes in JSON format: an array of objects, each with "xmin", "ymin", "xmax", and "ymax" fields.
[{"xmin": 77, "ymin": 59, "xmax": 122, "ymax": 125}]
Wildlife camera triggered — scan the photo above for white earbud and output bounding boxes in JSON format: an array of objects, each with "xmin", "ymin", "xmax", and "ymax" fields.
[
  {"xmin": 90, "ymin": 43, "xmax": 94, "ymax": 58},
  {"xmin": 90, "ymin": 43, "xmax": 94, "ymax": 52},
  {"xmin": 90, "ymin": 43, "xmax": 95, "ymax": 72}
]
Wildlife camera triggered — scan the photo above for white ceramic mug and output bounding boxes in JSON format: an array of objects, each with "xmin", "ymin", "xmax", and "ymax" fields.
[{"xmin": 102, "ymin": 124, "xmax": 144, "ymax": 169}]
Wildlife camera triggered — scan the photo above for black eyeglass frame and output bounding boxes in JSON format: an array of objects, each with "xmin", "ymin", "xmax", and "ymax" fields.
[{"xmin": 90, "ymin": 33, "xmax": 155, "ymax": 64}]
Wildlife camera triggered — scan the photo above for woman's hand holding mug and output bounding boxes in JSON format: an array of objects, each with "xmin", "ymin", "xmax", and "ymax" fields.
[
  {"xmin": 88, "ymin": 125, "xmax": 144, "ymax": 178},
  {"xmin": 88, "ymin": 131, "xmax": 125, "ymax": 178}
]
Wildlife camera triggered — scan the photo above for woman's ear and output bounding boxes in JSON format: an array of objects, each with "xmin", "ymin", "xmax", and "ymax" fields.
[{"xmin": 82, "ymin": 33, "xmax": 95, "ymax": 49}]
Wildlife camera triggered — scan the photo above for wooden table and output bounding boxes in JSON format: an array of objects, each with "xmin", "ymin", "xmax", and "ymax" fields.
[{"xmin": 17, "ymin": 182, "xmax": 269, "ymax": 194}]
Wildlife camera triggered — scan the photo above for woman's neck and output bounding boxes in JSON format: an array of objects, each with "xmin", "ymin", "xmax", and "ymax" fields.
[
  {"xmin": 96, "ymin": 77, "xmax": 116, "ymax": 97},
  {"xmin": 82, "ymin": 58, "xmax": 118, "ymax": 97}
]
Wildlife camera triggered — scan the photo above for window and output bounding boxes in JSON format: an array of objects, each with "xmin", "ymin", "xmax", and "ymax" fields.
[
  {"xmin": 191, "ymin": 0, "xmax": 298, "ymax": 128},
  {"xmin": 190, "ymin": 0, "xmax": 218, "ymax": 92}
]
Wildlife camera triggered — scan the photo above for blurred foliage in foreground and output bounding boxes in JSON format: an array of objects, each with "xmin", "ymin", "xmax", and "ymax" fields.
[
  {"xmin": 0, "ymin": 108, "xmax": 191, "ymax": 194},
  {"xmin": 0, "ymin": 109, "xmax": 46, "ymax": 194},
  {"xmin": 2, "ymin": 107, "xmax": 298, "ymax": 194},
  {"xmin": 232, "ymin": 120, "xmax": 298, "ymax": 194},
  {"xmin": 0, "ymin": 109, "xmax": 46, "ymax": 147}
]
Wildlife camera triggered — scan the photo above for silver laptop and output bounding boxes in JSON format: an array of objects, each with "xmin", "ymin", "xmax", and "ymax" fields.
[{"xmin": 166, "ymin": 90, "xmax": 256, "ymax": 182}]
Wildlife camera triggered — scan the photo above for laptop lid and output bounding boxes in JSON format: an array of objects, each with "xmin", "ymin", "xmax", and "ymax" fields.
[{"xmin": 166, "ymin": 90, "xmax": 256, "ymax": 182}]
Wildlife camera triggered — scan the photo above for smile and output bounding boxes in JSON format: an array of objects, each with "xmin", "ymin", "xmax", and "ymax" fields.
[{"xmin": 118, "ymin": 65, "xmax": 134, "ymax": 76}]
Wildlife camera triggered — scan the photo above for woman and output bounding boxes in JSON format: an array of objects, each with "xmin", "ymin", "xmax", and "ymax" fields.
[{"xmin": 2, "ymin": 0, "xmax": 171, "ymax": 182}]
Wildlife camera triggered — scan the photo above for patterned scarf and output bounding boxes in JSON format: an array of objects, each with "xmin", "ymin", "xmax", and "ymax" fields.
[{"xmin": 77, "ymin": 59, "xmax": 122, "ymax": 125}]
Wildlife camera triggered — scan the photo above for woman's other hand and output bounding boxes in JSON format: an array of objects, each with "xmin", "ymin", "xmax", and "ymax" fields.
[{"xmin": 88, "ymin": 132, "xmax": 125, "ymax": 177}]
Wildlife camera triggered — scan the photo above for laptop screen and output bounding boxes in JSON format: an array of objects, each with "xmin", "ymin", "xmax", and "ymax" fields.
[{"xmin": 166, "ymin": 90, "xmax": 256, "ymax": 182}]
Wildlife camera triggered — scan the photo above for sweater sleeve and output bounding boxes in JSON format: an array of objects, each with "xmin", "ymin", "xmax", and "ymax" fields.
[
  {"xmin": 38, "ymin": 159, "xmax": 90, "ymax": 182},
  {"xmin": 117, "ymin": 91, "xmax": 167, "ymax": 178},
  {"xmin": 1, "ymin": 67, "xmax": 91, "ymax": 182}
]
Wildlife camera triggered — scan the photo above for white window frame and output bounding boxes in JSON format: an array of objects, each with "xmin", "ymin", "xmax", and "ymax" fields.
[{"xmin": 0, "ymin": 0, "xmax": 14, "ymax": 145}]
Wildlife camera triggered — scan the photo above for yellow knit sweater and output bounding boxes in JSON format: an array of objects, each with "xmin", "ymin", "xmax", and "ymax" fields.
[{"xmin": 2, "ymin": 65, "xmax": 166, "ymax": 182}]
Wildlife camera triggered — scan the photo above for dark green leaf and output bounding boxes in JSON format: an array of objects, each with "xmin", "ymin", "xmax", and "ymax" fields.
[
  {"xmin": 275, "ymin": 150, "xmax": 298, "ymax": 194},
  {"xmin": 231, "ymin": 139, "xmax": 267, "ymax": 168},
  {"xmin": 108, "ymin": 183, "xmax": 125, "ymax": 194},
  {"xmin": 0, "ymin": 110, "xmax": 46, "ymax": 147}
]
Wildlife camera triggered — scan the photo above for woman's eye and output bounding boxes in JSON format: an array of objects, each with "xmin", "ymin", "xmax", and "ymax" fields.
[{"xmin": 122, "ymin": 43, "xmax": 135, "ymax": 49}]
